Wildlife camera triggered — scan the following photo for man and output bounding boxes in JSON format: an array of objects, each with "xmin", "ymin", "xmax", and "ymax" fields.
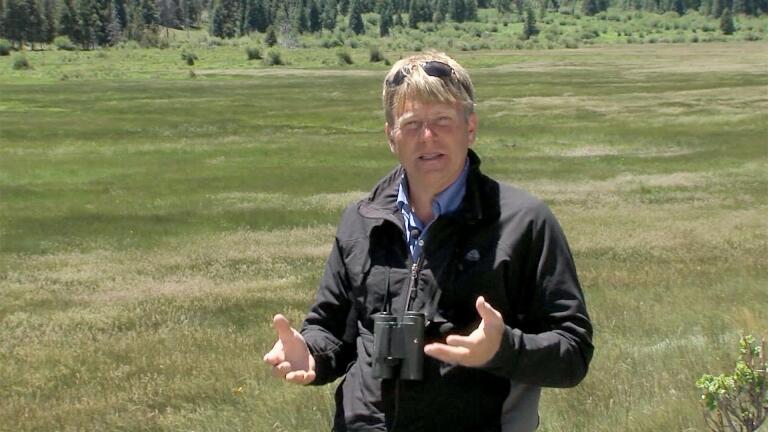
[{"xmin": 264, "ymin": 52, "xmax": 593, "ymax": 432}]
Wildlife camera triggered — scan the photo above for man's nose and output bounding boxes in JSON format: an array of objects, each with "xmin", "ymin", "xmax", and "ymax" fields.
[{"xmin": 421, "ymin": 122, "xmax": 437, "ymax": 139}]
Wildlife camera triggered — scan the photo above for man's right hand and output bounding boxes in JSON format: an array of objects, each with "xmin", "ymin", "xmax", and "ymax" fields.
[{"xmin": 263, "ymin": 314, "xmax": 316, "ymax": 385}]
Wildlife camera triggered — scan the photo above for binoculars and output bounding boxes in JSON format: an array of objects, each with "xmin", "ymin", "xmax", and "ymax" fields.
[{"xmin": 372, "ymin": 311, "xmax": 425, "ymax": 380}]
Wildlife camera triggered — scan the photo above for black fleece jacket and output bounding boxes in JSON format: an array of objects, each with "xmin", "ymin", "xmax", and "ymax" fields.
[{"xmin": 300, "ymin": 150, "xmax": 593, "ymax": 432}]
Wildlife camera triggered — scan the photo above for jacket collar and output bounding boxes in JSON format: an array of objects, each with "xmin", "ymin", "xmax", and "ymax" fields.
[{"xmin": 358, "ymin": 149, "xmax": 498, "ymax": 226}]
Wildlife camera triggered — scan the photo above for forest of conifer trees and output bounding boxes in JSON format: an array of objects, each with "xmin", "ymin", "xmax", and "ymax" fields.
[{"xmin": 0, "ymin": 0, "xmax": 765, "ymax": 49}]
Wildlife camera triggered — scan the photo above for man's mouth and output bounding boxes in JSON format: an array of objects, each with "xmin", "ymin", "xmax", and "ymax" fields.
[{"xmin": 419, "ymin": 153, "xmax": 444, "ymax": 161}]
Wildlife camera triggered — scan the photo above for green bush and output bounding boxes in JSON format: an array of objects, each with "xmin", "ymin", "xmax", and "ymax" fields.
[
  {"xmin": 368, "ymin": 46, "xmax": 384, "ymax": 63},
  {"xmin": 181, "ymin": 50, "xmax": 198, "ymax": 66},
  {"xmin": 246, "ymin": 46, "xmax": 262, "ymax": 60},
  {"xmin": 12, "ymin": 54, "xmax": 31, "ymax": 70},
  {"xmin": 697, "ymin": 335, "xmax": 767, "ymax": 431},
  {"xmin": 336, "ymin": 50, "xmax": 353, "ymax": 65},
  {"xmin": 54, "ymin": 36, "xmax": 77, "ymax": 51},
  {"xmin": 562, "ymin": 37, "xmax": 579, "ymax": 48},
  {"xmin": 264, "ymin": 49, "xmax": 283, "ymax": 66},
  {"xmin": 0, "ymin": 39, "xmax": 11, "ymax": 56}
]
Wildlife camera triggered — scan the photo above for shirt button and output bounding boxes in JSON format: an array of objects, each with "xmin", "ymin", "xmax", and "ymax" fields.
[{"xmin": 418, "ymin": 240, "xmax": 424, "ymax": 247}]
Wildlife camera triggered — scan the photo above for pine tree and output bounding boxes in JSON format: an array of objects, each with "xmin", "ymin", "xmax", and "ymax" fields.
[
  {"xmin": 348, "ymin": 0, "xmax": 364, "ymax": 33},
  {"xmin": 522, "ymin": 5, "xmax": 538, "ymax": 39},
  {"xmin": 245, "ymin": 0, "xmax": 269, "ymax": 32},
  {"xmin": 338, "ymin": 0, "xmax": 348, "ymax": 14},
  {"xmin": 712, "ymin": 0, "xmax": 725, "ymax": 15},
  {"xmin": 59, "ymin": 0, "xmax": 82, "ymax": 43},
  {"xmin": 378, "ymin": 0, "xmax": 391, "ymax": 35},
  {"xmin": 495, "ymin": 0, "xmax": 512, "ymax": 13},
  {"xmin": 93, "ymin": 0, "xmax": 112, "ymax": 45},
  {"xmin": 25, "ymin": 0, "xmax": 47, "ymax": 48},
  {"xmin": 3, "ymin": 0, "xmax": 29, "ymax": 47},
  {"xmin": 307, "ymin": 0, "xmax": 321, "ymax": 31},
  {"xmin": 114, "ymin": 0, "xmax": 127, "ymax": 28},
  {"xmin": 211, "ymin": 0, "xmax": 239, "ymax": 37},
  {"xmin": 433, "ymin": 0, "xmax": 449, "ymax": 22},
  {"xmin": 514, "ymin": 0, "xmax": 523, "ymax": 16},
  {"xmin": 450, "ymin": 0, "xmax": 466, "ymax": 22},
  {"xmin": 292, "ymin": 2, "xmax": 308, "ymax": 32},
  {"xmin": 140, "ymin": 0, "xmax": 159, "ymax": 27},
  {"xmin": 732, "ymin": 0, "xmax": 756, "ymax": 13},
  {"xmin": 42, "ymin": 0, "xmax": 57, "ymax": 43},
  {"xmin": 582, "ymin": 0, "xmax": 600, "ymax": 15},
  {"xmin": 321, "ymin": 0, "xmax": 337, "ymax": 29},
  {"xmin": 673, "ymin": 0, "xmax": 686, "ymax": 13},
  {"xmin": 719, "ymin": 7, "xmax": 735, "ymax": 33},
  {"xmin": 77, "ymin": 0, "xmax": 98, "ymax": 48},
  {"xmin": 465, "ymin": 0, "xmax": 476, "ymax": 19},
  {"xmin": 409, "ymin": 0, "xmax": 430, "ymax": 27},
  {"xmin": 107, "ymin": 1, "xmax": 122, "ymax": 43}
]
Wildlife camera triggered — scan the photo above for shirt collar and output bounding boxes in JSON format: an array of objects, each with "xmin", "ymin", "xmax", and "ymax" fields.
[{"xmin": 396, "ymin": 158, "xmax": 469, "ymax": 222}]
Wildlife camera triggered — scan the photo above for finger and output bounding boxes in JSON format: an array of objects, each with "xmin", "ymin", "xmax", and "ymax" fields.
[
  {"xmin": 286, "ymin": 370, "xmax": 316, "ymax": 385},
  {"xmin": 274, "ymin": 362, "xmax": 293, "ymax": 377},
  {"xmin": 262, "ymin": 342, "xmax": 284, "ymax": 365},
  {"xmin": 476, "ymin": 296, "xmax": 503, "ymax": 326},
  {"xmin": 445, "ymin": 333, "xmax": 479, "ymax": 349},
  {"xmin": 273, "ymin": 314, "xmax": 294, "ymax": 342},
  {"xmin": 424, "ymin": 342, "xmax": 470, "ymax": 365}
]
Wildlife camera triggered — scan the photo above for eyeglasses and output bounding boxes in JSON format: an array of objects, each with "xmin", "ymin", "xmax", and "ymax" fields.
[{"xmin": 386, "ymin": 61, "xmax": 454, "ymax": 87}]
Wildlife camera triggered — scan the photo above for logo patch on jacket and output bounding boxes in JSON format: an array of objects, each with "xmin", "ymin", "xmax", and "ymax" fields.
[{"xmin": 465, "ymin": 249, "xmax": 481, "ymax": 262}]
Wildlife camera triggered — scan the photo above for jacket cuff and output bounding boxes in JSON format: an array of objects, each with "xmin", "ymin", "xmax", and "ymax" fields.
[
  {"xmin": 479, "ymin": 326, "xmax": 521, "ymax": 377},
  {"xmin": 305, "ymin": 338, "xmax": 342, "ymax": 386}
]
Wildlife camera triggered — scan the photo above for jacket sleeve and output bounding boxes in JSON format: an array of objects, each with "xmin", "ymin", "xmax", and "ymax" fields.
[
  {"xmin": 300, "ymin": 220, "xmax": 359, "ymax": 386},
  {"xmin": 481, "ymin": 203, "xmax": 594, "ymax": 388}
]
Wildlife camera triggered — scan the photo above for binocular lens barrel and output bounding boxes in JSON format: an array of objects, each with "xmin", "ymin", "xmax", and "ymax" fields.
[{"xmin": 372, "ymin": 312, "xmax": 425, "ymax": 381}]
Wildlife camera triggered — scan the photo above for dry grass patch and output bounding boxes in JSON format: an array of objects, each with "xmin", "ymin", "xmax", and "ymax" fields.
[
  {"xmin": 207, "ymin": 191, "xmax": 366, "ymax": 213},
  {"xmin": 1, "ymin": 225, "xmax": 335, "ymax": 307}
]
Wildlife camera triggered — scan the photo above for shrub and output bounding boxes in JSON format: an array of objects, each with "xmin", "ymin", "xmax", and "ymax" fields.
[
  {"xmin": 697, "ymin": 335, "xmax": 767, "ymax": 432},
  {"xmin": 181, "ymin": 50, "xmax": 198, "ymax": 65},
  {"xmin": 264, "ymin": 26, "xmax": 278, "ymax": 47},
  {"xmin": 54, "ymin": 36, "xmax": 77, "ymax": 51},
  {"xmin": 207, "ymin": 36, "xmax": 225, "ymax": 47},
  {"xmin": 369, "ymin": 46, "xmax": 384, "ymax": 63},
  {"xmin": 320, "ymin": 37, "xmax": 343, "ymax": 48},
  {"xmin": 562, "ymin": 37, "xmax": 579, "ymax": 48},
  {"xmin": 12, "ymin": 55, "xmax": 31, "ymax": 70},
  {"xmin": 336, "ymin": 50, "xmax": 353, "ymax": 65},
  {"xmin": 0, "ymin": 39, "xmax": 11, "ymax": 56},
  {"xmin": 246, "ymin": 46, "xmax": 261, "ymax": 60},
  {"xmin": 743, "ymin": 32, "xmax": 761, "ymax": 41},
  {"xmin": 264, "ymin": 49, "xmax": 283, "ymax": 66}
]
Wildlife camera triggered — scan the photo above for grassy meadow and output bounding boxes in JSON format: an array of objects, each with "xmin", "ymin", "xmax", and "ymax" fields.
[{"xmin": 1, "ymin": 41, "xmax": 767, "ymax": 431}]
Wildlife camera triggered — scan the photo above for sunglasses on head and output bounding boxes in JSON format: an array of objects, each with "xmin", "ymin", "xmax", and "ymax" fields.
[{"xmin": 386, "ymin": 61, "xmax": 454, "ymax": 87}]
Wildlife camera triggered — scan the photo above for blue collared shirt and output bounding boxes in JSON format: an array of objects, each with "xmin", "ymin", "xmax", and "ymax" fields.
[{"xmin": 396, "ymin": 159, "xmax": 469, "ymax": 261}]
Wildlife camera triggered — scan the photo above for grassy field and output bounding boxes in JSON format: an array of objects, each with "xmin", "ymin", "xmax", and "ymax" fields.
[{"xmin": 0, "ymin": 42, "xmax": 767, "ymax": 431}]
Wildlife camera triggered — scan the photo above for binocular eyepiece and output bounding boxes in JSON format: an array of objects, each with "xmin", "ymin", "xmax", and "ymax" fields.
[{"xmin": 372, "ymin": 311, "xmax": 425, "ymax": 381}]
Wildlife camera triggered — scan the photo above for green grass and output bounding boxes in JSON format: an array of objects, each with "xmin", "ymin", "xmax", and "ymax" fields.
[{"xmin": 0, "ymin": 42, "xmax": 767, "ymax": 431}]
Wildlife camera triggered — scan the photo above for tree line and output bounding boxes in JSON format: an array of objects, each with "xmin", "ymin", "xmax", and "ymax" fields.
[{"xmin": 1, "ymin": 0, "xmax": 765, "ymax": 49}]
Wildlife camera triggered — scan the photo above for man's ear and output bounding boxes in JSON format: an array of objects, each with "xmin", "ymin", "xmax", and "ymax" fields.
[
  {"xmin": 385, "ymin": 123, "xmax": 396, "ymax": 153},
  {"xmin": 467, "ymin": 113, "xmax": 478, "ymax": 146}
]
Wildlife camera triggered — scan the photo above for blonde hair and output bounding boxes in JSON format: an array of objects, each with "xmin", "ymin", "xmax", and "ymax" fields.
[{"xmin": 382, "ymin": 51, "xmax": 475, "ymax": 125}]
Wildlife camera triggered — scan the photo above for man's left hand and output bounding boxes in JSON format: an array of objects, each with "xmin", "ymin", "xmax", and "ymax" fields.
[{"xmin": 424, "ymin": 296, "xmax": 504, "ymax": 367}]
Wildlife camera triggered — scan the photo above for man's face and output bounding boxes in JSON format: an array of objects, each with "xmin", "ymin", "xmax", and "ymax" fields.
[{"xmin": 386, "ymin": 99, "xmax": 477, "ymax": 195}]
